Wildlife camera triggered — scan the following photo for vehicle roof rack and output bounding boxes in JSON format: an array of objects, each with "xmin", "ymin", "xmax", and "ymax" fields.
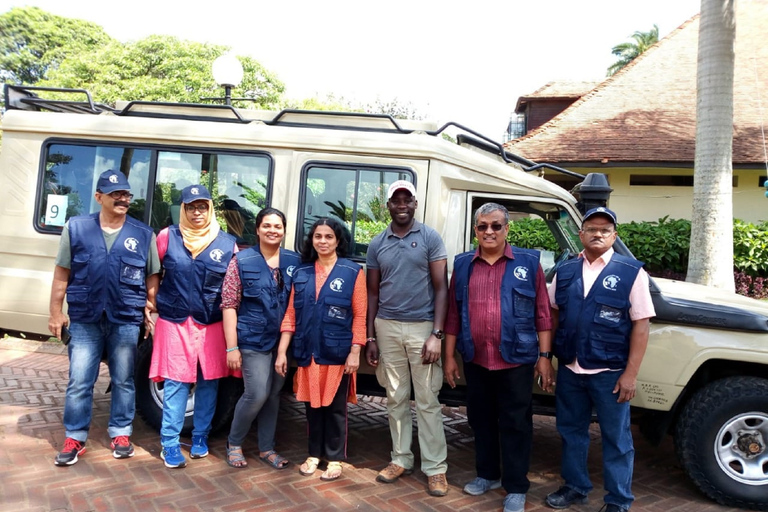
[
  {"xmin": 4, "ymin": 84, "xmax": 115, "ymax": 114},
  {"xmin": 116, "ymin": 101, "xmax": 250, "ymax": 123}
]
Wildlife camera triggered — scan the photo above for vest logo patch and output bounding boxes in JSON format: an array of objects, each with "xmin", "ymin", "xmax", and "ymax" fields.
[
  {"xmin": 513, "ymin": 266, "xmax": 529, "ymax": 281},
  {"xmin": 286, "ymin": 265, "xmax": 296, "ymax": 277},
  {"xmin": 329, "ymin": 277, "xmax": 344, "ymax": 292},
  {"xmin": 124, "ymin": 237, "xmax": 139, "ymax": 252},
  {"xmin": 209, "ymin": 248, "xmax": 224, "ymax": 263},
  {"xmin": 109, "ymin": 174, "xmax": 119, "ymax": 183},
  {"xmin": 603, "ymin": 275, "xmax": 620, "ymax": 290}
]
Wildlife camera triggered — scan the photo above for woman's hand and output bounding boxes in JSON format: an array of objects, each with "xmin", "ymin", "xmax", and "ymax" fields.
[
  {"xmin": 227, "ymin": 350, "xmax": 242, "ymax": 371},
  {"xmin": 275, "ymin": 353, "xmax": 288, "ymax": 377},
  {"xmin": 345, "ymin": 348, "xmax": 361, "ymax": 374}
]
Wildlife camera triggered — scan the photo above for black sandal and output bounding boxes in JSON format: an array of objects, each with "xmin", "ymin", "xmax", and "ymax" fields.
[{"xmin": 259, "ymin": 450, "xmax": 289, "ymax": 470}]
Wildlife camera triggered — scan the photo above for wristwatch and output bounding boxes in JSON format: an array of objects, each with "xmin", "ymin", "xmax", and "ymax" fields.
[
  {"xmin": 431, "ymin": 329, "xmax": 444, "ymax": 340},
  {"xmin": 539, "ymin": 351, "xmax": 553, "ymax": 360}
]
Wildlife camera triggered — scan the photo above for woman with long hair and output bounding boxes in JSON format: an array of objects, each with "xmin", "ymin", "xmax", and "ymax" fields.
[
  {"xmin": 149, "ymin": 184, "xmax": 237, "ymax": 468},
  {"xmin": 220, "ymin": 207, "xmax": 301, "ymax": 469},
  {"xmin": 275, "ymin": 217, "xmax": 367, "ymax": 481}
]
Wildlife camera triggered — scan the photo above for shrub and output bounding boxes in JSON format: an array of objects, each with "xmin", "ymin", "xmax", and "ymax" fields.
[{"xmin": 617, "ymin": 216, "xmax": 690, "ymax": 274}]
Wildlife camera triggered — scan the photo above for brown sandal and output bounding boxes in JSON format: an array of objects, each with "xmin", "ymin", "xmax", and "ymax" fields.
[{"xmin": 299, "ymin": 456, "xmax": 320, "ymax": 476}]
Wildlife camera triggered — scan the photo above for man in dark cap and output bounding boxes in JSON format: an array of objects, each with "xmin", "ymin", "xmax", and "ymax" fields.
[
  {"xmin": 545, "ymin": 207, "xmax": 655, "ymax": 512},
  {"xmin": 49, "ymin": 169, "xmax": 161, "ymax": 466}
]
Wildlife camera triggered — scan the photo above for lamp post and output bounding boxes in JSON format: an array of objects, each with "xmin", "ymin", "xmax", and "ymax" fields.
[{"xmin": 211, "ymin": 54, "xmax": 244, "ymax": 106}]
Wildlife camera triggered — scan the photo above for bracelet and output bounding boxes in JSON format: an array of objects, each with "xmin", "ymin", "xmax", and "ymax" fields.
[
  {"xmin": 226, "ymin": 346, "xmax": 239, "ymax": 353},
  {"xmin": 366, "ymin": 337, "xmax": 377, "ymax": 344}
]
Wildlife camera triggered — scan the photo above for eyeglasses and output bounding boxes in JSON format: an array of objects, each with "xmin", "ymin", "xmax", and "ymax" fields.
[
  {"xmin": 475, "ymin": 223, "xmax": 505, "ymax": 232},
  {"xmin": 184, "ymin": 203, "xmax": 210, "ymax": 213},
  {"xmin": 582, "ymin": 227, "xmax": 615, "ymax": 236},
  {"xmin": 271, "ymin": 267, "xmax": 284, "ymax": 291},
  {"xmin": 106, "ymin": 191, "xmax": 133, "ymax": 200}
]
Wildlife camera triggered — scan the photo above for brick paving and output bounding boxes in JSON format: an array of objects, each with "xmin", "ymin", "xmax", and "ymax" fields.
[{"xmin": 0, "ymin": 338, "xmax": 742, "ymax": 512}]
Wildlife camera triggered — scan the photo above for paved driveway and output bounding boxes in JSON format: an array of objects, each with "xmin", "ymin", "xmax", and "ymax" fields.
[{"xmin": 0, "ymin": 338, "xmax": 741, "ymax": 512}]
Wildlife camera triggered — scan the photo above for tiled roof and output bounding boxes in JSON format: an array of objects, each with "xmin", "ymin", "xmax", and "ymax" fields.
[
  {"xmin": 514, "ymin": 81, "xmax": 601, "ymax": 113},
  {"xmin": 506, "ymin": 0, "xmax": 768, "ymax": 165}
]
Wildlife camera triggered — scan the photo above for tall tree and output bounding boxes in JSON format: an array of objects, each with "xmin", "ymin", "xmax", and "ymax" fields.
[
  {"xmin": 686, "ymin": 0, "xmax": 736, "ymax": 290},
  {"xmin": 606, "ymin": 24, "xmax": 659, "ymax": 76},
  {"xmin": 40, "ymin": 35, "xmax": 285, "ymax": 109},
  {"xmin": 0, "ymin": 6, "xmax": 113, "ymax": 84}
]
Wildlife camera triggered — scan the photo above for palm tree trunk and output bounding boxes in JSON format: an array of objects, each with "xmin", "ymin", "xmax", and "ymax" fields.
[{"xmin": 687, "ymin": 0, "xmax": 736, "ymax": 290}]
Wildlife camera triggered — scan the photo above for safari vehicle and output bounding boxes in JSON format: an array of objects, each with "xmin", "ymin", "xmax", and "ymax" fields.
[{"xmin": 1, "ymin": 84, "xmax": 767, "ymax": 509}]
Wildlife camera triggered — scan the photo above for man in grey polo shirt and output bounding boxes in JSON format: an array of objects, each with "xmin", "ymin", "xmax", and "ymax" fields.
[{"xmin": 365, "ymin": 180, "xmax": 449, "ymax": 497}]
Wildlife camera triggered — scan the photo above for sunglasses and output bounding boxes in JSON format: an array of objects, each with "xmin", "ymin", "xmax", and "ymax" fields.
[
  {"xmin": 272, "ymin": 267, "xmax": 284, "ymax": 291},
  {"xmin": 184, "ymin": 203, "xmax": 210, "ymax": 213},
  {"xmin": 475, "ymin": 223, "xmax": 505, "ymax": 232}
]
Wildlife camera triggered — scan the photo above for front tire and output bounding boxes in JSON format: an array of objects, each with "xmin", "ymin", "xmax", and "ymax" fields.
[{"xmin": 674, "ymin": 376, "xmax": 768, "ymax": 510}]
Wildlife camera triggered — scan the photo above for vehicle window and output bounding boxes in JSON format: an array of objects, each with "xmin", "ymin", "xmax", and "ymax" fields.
[
  {"xmin": 469, "ymin": 197, "xmax": 581, "ymax": 280},
  {"xmin": 37, "ymin": 143, "xmax": 151, "ymax": 232},
  {"xmin": 301, "ymin": 164, "xmax": 413, "ymax": 259},
  {"xmin": 153, "ymin": 151, "xmax": 270, "ymax": 247},
  {"xmin": 37, "ymin": 143, "xmax": 271, "ymax": 248}
]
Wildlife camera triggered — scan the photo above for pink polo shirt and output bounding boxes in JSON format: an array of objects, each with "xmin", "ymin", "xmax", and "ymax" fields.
[{"xmin": 548, "ymin": 248, "xmax": 655, "ymax": 374}]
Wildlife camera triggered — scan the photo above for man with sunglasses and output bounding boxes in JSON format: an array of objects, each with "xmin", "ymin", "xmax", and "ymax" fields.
[
  {"xmin": 545, "ymin": 207, "xmax": 654, "ymax": 512},
  {"xmin": 443, "ymin": 202, "xmax": 553, "ymax": 512},
  {"xmin": 49, "ymin": 169, "xmax": 160, "ymax": 466}
]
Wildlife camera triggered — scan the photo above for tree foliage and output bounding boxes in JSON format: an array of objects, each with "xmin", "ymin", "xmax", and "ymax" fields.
[
  {"xmin": 606, "ymin": 24, "xmax": 659, "ymax": 76},
  {"xmin": 0, "ymin": 6, "xmax": 114, "ymax": 84},
  {"xmin": 38, "ymin": 35, "xmax": 285, "ymax": 108}
]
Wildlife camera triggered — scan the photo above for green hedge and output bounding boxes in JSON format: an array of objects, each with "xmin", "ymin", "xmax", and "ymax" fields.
[{"xmin": 506, "ymin": 216, "xmax": 768, "ymax": 279}]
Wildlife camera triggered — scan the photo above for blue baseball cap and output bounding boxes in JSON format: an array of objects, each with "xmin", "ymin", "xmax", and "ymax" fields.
[
  {"xmin": 180, "ymin": 184, "xmax": 212, "ymax": 204},
  {"xmin": 96, "ymin": 170, "xmax": 131, "ymax": 194},
  {"xmin": 582, "ymin": 207, "xmax": 617, "ymax": 226}
]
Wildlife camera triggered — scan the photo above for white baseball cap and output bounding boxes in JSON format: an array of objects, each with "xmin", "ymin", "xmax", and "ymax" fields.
[{"xmin": 387, "ymin": 180, "xmax": 416, "ymax": 200}]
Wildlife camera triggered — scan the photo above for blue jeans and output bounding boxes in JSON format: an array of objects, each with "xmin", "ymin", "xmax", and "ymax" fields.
[
  {"xmin": 227, "ymin": 349, "xmax": 284, "ymax": 450},
  {"xmin": 64, "ymin": 319, "xmax": 140, "ymax": 441},
  {"xmin": 555, "ymin": 365, "xmax": 635, "ymax": 509},
  {"xmin": 160, "ymin": 365, "xmax": 219, "ymax": 448}
]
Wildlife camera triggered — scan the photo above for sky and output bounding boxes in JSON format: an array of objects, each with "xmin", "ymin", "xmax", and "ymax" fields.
[{"xmin": 1, "ymin": 0, "xmax": 702, "ymax": 141}]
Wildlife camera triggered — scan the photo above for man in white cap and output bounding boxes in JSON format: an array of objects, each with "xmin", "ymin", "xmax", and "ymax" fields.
[
  {"xmin": 365, "ymin": 179, "xmax": 449, "ymax": 496},
  {"xmin": 49, "ymin": 169, "xmax": 160, "ymax": 466}
]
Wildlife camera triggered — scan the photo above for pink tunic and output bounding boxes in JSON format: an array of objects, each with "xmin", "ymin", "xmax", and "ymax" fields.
[{"xmin": 148, "ymin": 228, "xmax": 237, "ymax": 383}]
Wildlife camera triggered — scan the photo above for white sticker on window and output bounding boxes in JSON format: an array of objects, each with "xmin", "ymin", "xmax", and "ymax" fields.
[{"xmin": 46, "ymin": 194, "xmax": 69, "ymax": 227}]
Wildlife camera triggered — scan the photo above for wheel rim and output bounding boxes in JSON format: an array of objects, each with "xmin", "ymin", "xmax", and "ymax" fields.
[
  {"xmin": 149, "ymin": 380, "xmax": 196, "ymax": 418},
  {"xmin": 714, "ymin": 412, "xmax": 768, "ymax": 486}
]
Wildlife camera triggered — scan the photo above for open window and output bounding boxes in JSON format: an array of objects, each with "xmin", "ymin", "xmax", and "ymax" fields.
[
  {"xmin": 300, "ymin": 163, "xmax": 414, "ymax": 260},
  {"xmin": 467, "ymin": 194, "xmax": 581, "ymax": 281}
]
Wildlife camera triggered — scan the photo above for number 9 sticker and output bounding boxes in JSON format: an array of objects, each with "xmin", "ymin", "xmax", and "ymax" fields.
[{"xmin": 46, "ymin": 194, "xmax": 69, "ymax": 227}]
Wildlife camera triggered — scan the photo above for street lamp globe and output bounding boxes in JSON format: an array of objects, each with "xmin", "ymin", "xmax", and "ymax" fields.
[{"xmin": 212, "ymin": 54, "xmax": 243, "ymax": 88}]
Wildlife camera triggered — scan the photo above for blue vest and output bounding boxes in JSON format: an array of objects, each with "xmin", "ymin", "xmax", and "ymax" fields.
[
  {"xmin": 453, "ymin": 248, "xmax": 541, "ymax": 365},
  {"xmin": 553, "ymin": 254, "xmax": 643, "ymax": 369},
  {"xmin": 156, "ymin": 226, "xmax": 235, "ymax": 325},
  {"xmin": 66, "ymin": 213, "xmax": 153, "ymax": 324},
  {"xmin": 236, "ymin": 247, "xmax": 301, "ymax": 352},
  {"xmin": 291, "ymin": 259, "xmax": 360, "ymax": 367}
]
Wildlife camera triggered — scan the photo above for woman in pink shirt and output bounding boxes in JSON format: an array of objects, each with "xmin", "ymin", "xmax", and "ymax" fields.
[{"xmin": 148, "ymin": 184, "xmax": 238, "ymax": 469}]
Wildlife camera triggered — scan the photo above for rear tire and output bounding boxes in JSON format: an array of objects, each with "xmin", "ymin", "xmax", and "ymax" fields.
[{"xmin": 674, "ymin": 376, "xmax": 768, "ymax": 510}]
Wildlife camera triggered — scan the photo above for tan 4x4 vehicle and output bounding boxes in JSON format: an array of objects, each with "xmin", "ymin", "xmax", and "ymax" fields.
[{"xmin": 1, "ymin": 85, "xmax": 767, "ymax": 509}]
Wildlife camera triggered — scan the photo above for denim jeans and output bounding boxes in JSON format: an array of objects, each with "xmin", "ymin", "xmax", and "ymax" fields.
[
  {"xmin": 64, "ymin": 318, "xmax": 140, "ymax": 441},
  {"xmin": 555, "ymin": 365, "xmax": 635, "ymax": 509},
  {"xmin": 227, "ymin": 349, "xmax": 284, "ymax": 450},
  {"xmin": 160, "ymin": 365, "xmax": 219, "ymax": 448}
]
